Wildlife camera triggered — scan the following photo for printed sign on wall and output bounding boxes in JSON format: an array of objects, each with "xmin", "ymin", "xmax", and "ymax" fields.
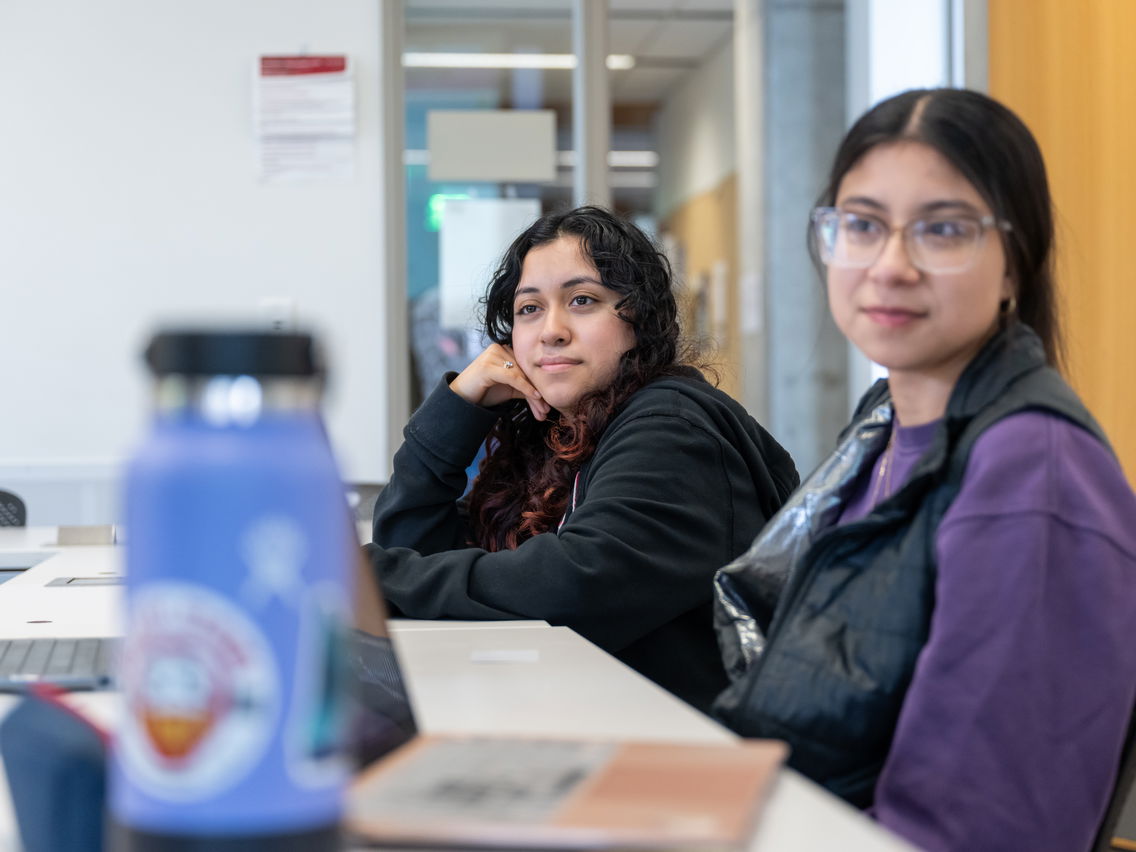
[{"xmin": 254, "ymin": 56, "xmax": 355, "ymax": 182}]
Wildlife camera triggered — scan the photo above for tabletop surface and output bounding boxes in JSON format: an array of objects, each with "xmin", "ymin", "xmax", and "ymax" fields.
[{"xmin": 0, "ymin": 529, "xmax": 914, "ymax": 852}]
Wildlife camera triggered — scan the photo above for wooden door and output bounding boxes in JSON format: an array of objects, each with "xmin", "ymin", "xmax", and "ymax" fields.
[{"xmin": 989, "ymin": 0, "xmax": 1136, "ymax": 481}]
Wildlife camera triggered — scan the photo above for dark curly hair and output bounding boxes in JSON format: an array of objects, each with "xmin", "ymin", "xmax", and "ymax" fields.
[{"xmin": 467, "ymin": 205, "xmax": 694, "ymax": 551}]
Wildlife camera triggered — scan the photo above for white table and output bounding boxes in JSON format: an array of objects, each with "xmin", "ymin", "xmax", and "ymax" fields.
[
  {"xmin": 0, "ymin": 529, "xmax": 913, "ymax": 852},
  {"xmin": 0, "ymin": 527, "xmax": 64, "ymax": 570}
]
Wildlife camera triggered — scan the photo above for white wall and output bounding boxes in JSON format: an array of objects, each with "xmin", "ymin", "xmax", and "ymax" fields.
[
  {"xmin": 0, "ymin": 1, "xmax": 391, "ymax": 523},
  {"xmin": 654, "ymin": 38, "xmax": 736, "ymax": 221}
]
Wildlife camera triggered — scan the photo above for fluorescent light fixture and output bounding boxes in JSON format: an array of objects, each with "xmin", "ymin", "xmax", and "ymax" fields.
[
  {"xmin": 608, "ymin": 150, "xmax": 659, "ymax": 168},
  {"xmin": 557, "ymin": 150, "xmax": 659, "ymax": 168},
  {"xmin": 406, "ymin": 150, "xmax": 660, "ymax": 169},
  {"xmin": 404, "ymin": 52, "xmax": 636, "ymax": 71}
]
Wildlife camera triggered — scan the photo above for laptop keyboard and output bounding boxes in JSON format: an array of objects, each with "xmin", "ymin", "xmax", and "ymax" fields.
[{"xmin": 0, "ymin": 637, "xmax": 118, "ymax": 690}]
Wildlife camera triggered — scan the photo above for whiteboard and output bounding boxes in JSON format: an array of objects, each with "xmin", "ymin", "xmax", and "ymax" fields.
[
  {"xmin": 0, "ymin": 0, "xmax": 392, "ymax": 524},
  {"xmin": 428, "ymin": 110, "xmax": 556, "ymax": 183},
  {"xmin": 439, "ymin": 199, "xmax": 542, "ymax": 330}
]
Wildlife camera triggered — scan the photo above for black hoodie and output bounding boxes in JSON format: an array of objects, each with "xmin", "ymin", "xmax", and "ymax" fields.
[{"xmin": 366, "ymin": 369, "xmax": 798, "ymax": 714}]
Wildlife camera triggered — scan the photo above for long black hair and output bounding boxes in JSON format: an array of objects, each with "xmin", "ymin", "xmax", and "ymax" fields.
[{"xmin": 814, "ymin": 88, "xmax": 1062, "ymax": 367}]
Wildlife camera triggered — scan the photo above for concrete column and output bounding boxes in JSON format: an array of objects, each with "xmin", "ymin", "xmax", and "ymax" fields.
[
  {"xmin": 572, "ymin": 0, "xmax": 611, "ymax": 207},
  {"xmin": 762, "ymin": 0, "xmax": 849, "ymax": 474},
  {"xmin": 950, "ymin": 0, "xmax": 988, "ymax": 89},
  {"xmin": 380, "ymin": 0, "xmax": 410, "ymax": 465},
  {"xmin": 736, "ymin": 0, "xmax": 848, "ymax": 469}
]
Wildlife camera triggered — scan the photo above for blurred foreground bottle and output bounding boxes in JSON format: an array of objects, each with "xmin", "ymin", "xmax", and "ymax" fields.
[{"xmin": 111, "ymin": 330, "xmax": 350, "ymax": 850}]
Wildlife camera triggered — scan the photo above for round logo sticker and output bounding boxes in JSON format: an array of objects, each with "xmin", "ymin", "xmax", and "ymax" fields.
[{"xmin": 117, "ymin": 582, "xmax": 279, "ymax": 801}]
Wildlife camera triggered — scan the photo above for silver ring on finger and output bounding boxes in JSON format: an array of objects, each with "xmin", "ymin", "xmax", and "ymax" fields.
[{"xmin": 503, "ymin": 360, "xmax": 515, "ymax": 369}]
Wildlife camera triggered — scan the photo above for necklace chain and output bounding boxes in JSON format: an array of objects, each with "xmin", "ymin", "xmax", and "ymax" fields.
[{"xmin": 869, "ymin": 433, "xmax": 896, "ymax": 506}]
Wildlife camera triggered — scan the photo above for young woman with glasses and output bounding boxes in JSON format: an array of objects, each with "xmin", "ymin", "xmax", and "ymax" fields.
[
  {"xmin": 366, "ymin": 206, "xmax": 799, "ymax": 714},
  {"xmin": 714, "ymin": 89, "xmax": 1136, "ymax": 851}
]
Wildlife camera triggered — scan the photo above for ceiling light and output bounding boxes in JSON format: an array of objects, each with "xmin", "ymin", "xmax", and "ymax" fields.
[
  {"xmin": 405, "ymin": 150, "xmax": 659, "ymax": 169},
  {"xmin": 404, "ymin": 52, "xmax": 636, "ymax": 71},
  {"xmin": 557, "ymin": 151, "xmax": 659, "ymax": 168}
]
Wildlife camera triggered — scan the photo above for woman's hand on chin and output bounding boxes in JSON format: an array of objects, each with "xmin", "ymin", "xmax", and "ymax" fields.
[{"xmin": 449, "ymin": 343, "xmax": 551, "ymax": 421}]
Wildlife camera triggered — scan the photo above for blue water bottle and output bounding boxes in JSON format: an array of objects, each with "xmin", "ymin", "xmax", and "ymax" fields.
[{"xmin": 111, "ymin": 330, "xmax": 351, "ymax": 850}]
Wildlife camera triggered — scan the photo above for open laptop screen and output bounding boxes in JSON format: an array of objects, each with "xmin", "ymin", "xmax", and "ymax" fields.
[{"xmin": 349, "ymin": 546, "xmax": 418, "ymax": 768}]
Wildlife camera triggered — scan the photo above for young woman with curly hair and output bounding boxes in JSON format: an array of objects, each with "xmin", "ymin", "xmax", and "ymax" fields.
[{"xmin": 366, "ymin": 206, "xmax": 798, "ymax": 712}]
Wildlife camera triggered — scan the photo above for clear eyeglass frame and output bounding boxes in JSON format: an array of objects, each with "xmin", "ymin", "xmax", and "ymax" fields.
[{"xmin": 810, "ymin": 206, "xmax": 1013, "ymax": 274}]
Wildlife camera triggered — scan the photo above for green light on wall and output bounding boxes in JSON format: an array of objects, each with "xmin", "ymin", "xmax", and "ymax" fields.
[{"xmin": 426, "ymin": 193, "xmax": 471, "ymax": 232}]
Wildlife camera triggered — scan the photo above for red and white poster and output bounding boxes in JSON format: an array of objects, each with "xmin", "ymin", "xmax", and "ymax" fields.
[{"xmin": 254, "ymin": 55, "xmax": 355, "ymax": 182}]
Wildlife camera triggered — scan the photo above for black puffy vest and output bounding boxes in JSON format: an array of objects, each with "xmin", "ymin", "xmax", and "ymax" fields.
[{"xmin": 712, "ymin": 325, "xmax": 1109, "ymax": 808}]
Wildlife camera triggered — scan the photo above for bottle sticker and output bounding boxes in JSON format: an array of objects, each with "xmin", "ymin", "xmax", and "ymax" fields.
[
  {"xmin": 117, "ymin": 582, "xmax": 279, "ymax": 801},
  {"xmin": 239, "ymin": 516, "xmax": 308, "ymax": 608}
]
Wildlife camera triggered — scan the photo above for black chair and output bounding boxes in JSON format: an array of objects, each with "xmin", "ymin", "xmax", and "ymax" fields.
[
  {"xmin": 0, "ymin": 491, "xmax": 25, "ymax": 527},
  {"xmin": 347, "ymin": 482, "xmax": 385, "ymax": 524},
  {"xmin": 1095, "ymin": 707, "xmax": 1136, "ymax": 851}
]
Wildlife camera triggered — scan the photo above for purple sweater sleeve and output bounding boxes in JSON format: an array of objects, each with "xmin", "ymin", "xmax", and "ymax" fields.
[{"xmin": 873, "ymin": 411, "xmax": 1136, "ymax": 852}]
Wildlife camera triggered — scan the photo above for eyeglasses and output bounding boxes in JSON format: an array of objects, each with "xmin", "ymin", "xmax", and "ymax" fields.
[{"xmin": 811, "ymin": 207, "xmax": 1013, "ymax": 274}]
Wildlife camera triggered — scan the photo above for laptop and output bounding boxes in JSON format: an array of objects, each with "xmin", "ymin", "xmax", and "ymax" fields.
[
  {"xmin": 345, "ymin": 552, "xmax": 788, "ymax": 851},
  {"xmin": 0, "ymin": 636, "xmax": 119, "ymax": 692},
  {"xmin": 0, "ymin": 543, "xmax": 123, "ymax": 692}
]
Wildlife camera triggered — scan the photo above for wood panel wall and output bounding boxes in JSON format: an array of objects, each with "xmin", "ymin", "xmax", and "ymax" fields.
[
  {"xmin": 988, "ymin": 0, "xmax": 1136, "ymax": 481},
  {"xmin": 659, "ymin": 175, "xmax": 740, "ymax": 398}
]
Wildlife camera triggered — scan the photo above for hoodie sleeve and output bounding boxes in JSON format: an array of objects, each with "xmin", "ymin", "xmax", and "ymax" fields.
[
  {"xmin": 873, "ymin": 412, "xmax": 1136, "ymax": 852},
  {"xmin": 366, "ymin": 405, "xmax": 756, "ymax": 652},
  {"xmin": 371, "ymin": 377, "xmax": 499, "ymax": 556}
]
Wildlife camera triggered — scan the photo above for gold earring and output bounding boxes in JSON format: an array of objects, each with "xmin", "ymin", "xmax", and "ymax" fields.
[{"xmin": 1001, "ymin": 295, "xmax": 1018, "ymax": 316}]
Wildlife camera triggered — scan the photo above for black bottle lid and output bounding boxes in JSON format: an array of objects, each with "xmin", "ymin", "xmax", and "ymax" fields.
[{"xmin": 145, "ymin": 330, "xmax": 323, "ymax": 377}]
